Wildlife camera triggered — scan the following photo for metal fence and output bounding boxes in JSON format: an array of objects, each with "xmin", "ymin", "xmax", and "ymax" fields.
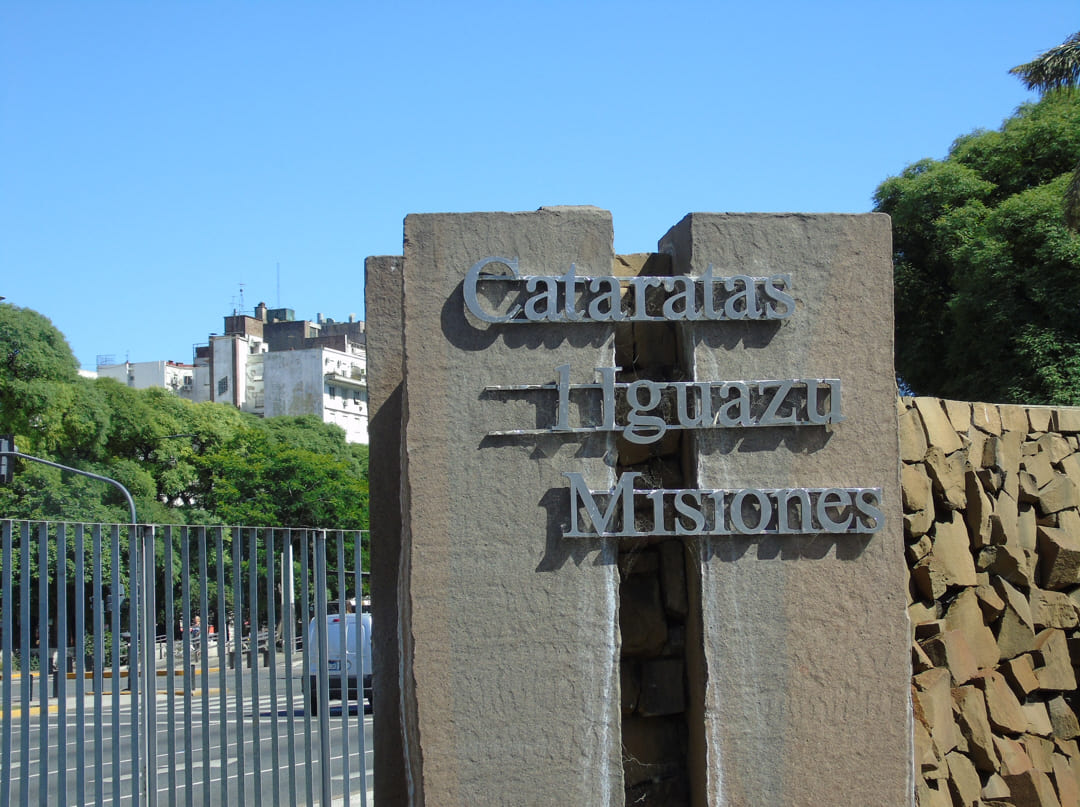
[{"xmin": 0, "ymin": 521, "xmax": 371, "ymax": 807}]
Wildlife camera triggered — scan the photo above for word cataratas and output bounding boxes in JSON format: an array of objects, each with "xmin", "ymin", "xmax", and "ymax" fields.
[
  {"xmin": 464, "ymin": 257, "xmax": 794, "ymax": 323},
  {"xmin": 565, "ymin": 473, "xmax": 884, "ymax": 537}
]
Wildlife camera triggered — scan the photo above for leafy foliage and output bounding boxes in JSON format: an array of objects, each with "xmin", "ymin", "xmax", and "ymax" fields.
[
  {"xmin": 0, "ymin": 303, "xmax": 369, "ymax": 530},
  {"xmin": 874, "ymin": 91, "xmax": 1080, "ymax": 404},
  {"xmin": 1010, "ymin": 31, "xmax": 1080, "ymax": 93}
]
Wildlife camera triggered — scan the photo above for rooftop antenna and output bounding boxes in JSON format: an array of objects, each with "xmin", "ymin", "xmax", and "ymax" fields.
[
  {"xmin": 239, "ymin": 282, "xmax": 246, "ymax": 314},
  {"xmin": 276, "ymin": 262, "xmax": 281, "ymax": 308}
]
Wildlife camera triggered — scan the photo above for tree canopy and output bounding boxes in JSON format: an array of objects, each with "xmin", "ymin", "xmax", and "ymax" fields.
[
  {"xmin": 874, "ymin": 90, "xmax": 1080, "ymax": 405},
  {"xmin": 0, "ymin": 302, "xmax": 369, "ymax": 529}
]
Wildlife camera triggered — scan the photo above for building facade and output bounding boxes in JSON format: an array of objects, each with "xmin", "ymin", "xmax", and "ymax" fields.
[
  {"xmin": 96, "ymin": 360, "xmax": 197, "ymax": 400},
  {"xmin": 99, "ymin": 303, "xmax": 369, "ymax": 444}
]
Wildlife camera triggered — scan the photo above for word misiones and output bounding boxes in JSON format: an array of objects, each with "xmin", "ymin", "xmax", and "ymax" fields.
[
  {"xmin": 464, "ymin": 257, "xmax": 795, "ymax": 323},
  {"xmin": 565, "ymin": 473, "xmax": 883, "ymax": 537}
]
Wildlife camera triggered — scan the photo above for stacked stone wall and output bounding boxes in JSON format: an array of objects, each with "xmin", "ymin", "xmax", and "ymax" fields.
[{"xmin": 904, "ymin": 396, "xmax": 1080, "ymax": 806}]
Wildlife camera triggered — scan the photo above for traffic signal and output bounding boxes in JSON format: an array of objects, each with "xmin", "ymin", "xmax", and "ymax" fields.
[
  {"xmin": 0, "ymin": 435, "xmax": 13, "ymax": 484},
  {"xmin": 100, "ymin": 583, "xmax": 126, "ymax": 614}
]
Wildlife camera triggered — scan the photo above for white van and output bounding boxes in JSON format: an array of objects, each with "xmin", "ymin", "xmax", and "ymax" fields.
[{"xmin": 307, "ymin": 610, "xmax": 372, "ymax": 714}]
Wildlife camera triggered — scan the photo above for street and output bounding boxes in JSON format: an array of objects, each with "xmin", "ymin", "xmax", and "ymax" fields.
[{"xmin": 3, "ymin": 665, "xmax": 374, "ymax": 806}]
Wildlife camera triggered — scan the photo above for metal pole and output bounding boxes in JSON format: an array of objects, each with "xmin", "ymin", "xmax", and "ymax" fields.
[{"xmin": 0, "ymin": 451, "xmax": 136, "ymax": 525}]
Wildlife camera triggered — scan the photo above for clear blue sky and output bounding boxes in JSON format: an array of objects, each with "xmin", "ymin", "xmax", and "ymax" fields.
[{"xmin": 1, "ymin": 2, "xmax": 1075, "ymax": 370}]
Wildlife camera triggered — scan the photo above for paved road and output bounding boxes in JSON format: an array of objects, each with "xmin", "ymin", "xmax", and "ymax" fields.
[{"xmin": 3, "ymin": 670, "xmax": 374, "ymax": 806}]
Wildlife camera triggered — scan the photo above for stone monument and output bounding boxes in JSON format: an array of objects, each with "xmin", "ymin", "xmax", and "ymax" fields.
[{"xmin": 367, "ymin": 207, "xmax": 910, "ymax": 806}]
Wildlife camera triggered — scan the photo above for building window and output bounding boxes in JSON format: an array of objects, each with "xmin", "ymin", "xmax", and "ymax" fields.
[
  {"xmin": 328, "ymin": 385, "xmax": 336, "ymax": 399},
  {"xmin": 218, "ymin": 377, "xmax": 229, "ymax": 395}
]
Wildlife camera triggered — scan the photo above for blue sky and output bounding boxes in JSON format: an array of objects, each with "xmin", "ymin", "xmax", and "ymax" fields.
[{"xmin": 1, "ymin": 2, "xmax": 1075, "ymax": 370}]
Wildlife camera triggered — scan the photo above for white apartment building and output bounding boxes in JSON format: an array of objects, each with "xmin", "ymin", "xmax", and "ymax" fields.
[
  {"xmin": 99, "ymin": 303, "xmax": 369, "ymax": 444},
  {"xmin": 96, "ymin": 360, "xmax": 197, "ymax": 400},
  {"xmin": 192, "ymin": 303, "xmax": 369, "ymax": 444}
]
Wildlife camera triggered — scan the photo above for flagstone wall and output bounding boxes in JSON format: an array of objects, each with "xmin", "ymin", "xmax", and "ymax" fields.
[{"xmin": 904, "ymin": 396, "xmax": 1080, "ymax": 807}]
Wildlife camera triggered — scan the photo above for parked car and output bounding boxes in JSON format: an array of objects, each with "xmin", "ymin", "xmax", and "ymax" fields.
[{"xmin": 307, "ymin": 610, "xmax": 371, "ymax": 715}]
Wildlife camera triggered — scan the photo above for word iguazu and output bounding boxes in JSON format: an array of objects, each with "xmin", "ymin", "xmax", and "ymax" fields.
[
  {"xmin": 564, "ymin": 472, "xmax": 884, "ymax": 537},
  {"xmin": 464, "ymin": 256, "xmax": 795, "ymax": 323},
  {"xmin": 487, "ymin": 365, "xmax": 843, "ymax": 445}
]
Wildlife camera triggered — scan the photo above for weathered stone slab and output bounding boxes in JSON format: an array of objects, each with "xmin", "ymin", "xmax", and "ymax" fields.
[
  {"xmin": 944, "ymin": 588, "xmax": 998, "ymax": 670},
  {"xmin": 973, "ymin": 670, "xmax": 1028, "ymax": 734},
  {"xmin": 1034, "ymin": 629, "xmax": 1078, "ymax": 691},
  {"xmin": 1029, "ymin": 407, "xmax": 1055, "ymax": 433},
  {"xmin": 925, "ymin": 446, "xmax": 967, "ymax": 510},
  {"xmin": 1024, "ymin": 700, "xmax": 1055, "ymax": 737},
  {"xmin": 1000, "ymin": 405, "xmax": 1031, "ymax": 434},
  {"xmin": 1002, "ymin": 768, "xmax": 1063, "ymax": 807},
  {"xmin": 899, "ymin": 405, "xmax": 929, "ymax": 463},
  {"xmin": 952, "ymin": 684, "xmax": 999, "ymax": 771},
  {"xmin": 944, "ymin": 399, "xmax": 973, "ymax": 435},
  {"xmin": 945, "ymin": 750, "xmax": 982, "ymax": 806},
  {"xmin": 1054, "ymin": 752, "xmax": 1080, "ymax": 807},
  {"xmin": 973, "ymin": 402, "xmax": 1003, "ymax": 435},
  {"xmin": 1038, "ymin": 432, "xmax": 1072, "ymax": 464},
  {"xmin": 915, "ymin": 667, "xmax": 958, "ymax": 759},
  {"xmin": 913, "ymin": 514, "xmax": 978, "ymax": 598},
  {"xmin": 1038, "ymin": 524, "xmax": 1080, "ymax": 591},
  {"xmin": 915, "ymin": 397, "xmax": 964, "ymax": 455},
  {"xmin": 995, "ymin": 578, "xmax": 1037, "ymax": 661},
  {"xmin": 1055, "ymin": 408, "xmax": 1080, "ymax": 434},
  {"xmin": 398, "ymin": 208, "xmax": 622, "ymax": 803},
  {"xmin": 364, "ymin": 254, "xmax": 410, "ymax": 806},
  {"xmin": 1049, "ymin": 696, "xmax": 1080, "ymax": 740},
  {"xmin": 660, "ymin": 213, "xmax": 908, "ymax": 806}
]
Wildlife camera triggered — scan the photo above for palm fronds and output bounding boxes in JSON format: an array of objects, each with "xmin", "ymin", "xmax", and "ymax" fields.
[{"xmin": 1010, "ymin": 32, "xmax": 1080, "ymax": 92}]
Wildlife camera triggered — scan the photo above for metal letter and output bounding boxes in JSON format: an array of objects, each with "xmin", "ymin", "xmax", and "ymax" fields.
[
  {"xmin": 555, "ymin": 364, "xmax": 571, "ymax": 431},
  {"xmin": 674, "ymin": 491, "xmax": 706, "ymax": 535},
  {"xmin": 730, "ymin": 489, "xmax": 772, "ymax": 534},
  {"xmin": 565, "ymin": 472, "xmax": 641, "ymax": 537},
  {"xmin": 524, "ymin": 275, "xmax": 561, "ymax": 321},
  {"xmin": 624, "ymin": 380, "xmax": 667, "ymax": 445},
  {"xmin": 463, "ymin": 257, "xmax": 522, "ymax": 323},
  {"xmin": 854, "ymin": 488, "xmax": 884, "ymax": 533},
  {"xmin": 758, "ymin": 380, "xmax": 797, "ymax": 425},
  {"xmin": 815, "ymin": 488, "xmax": 853, "ymax": 533}
]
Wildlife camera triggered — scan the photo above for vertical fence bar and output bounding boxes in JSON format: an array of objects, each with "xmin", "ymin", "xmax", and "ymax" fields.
[
  {"xmin": 128, "ymin": 523, "xmax": 141, "ymax": 806},
  {"xmin": 248, "ymin": 528, "xmax": 263, "ymax": 805},
  {"xmin": 110, "ymin": 524, "xmax": 121, "ymax": 807},
  {"xmin": 181, "ymin": 527, "xmax": 193, "ymax": 807},
  {"xmin": 2, "ymin": 521, "xmax": 12, "ymax": 807},
  {"xmin": 144, "ymin": 525, "xmax": 159, "ymax": 807},
  {"xmin": 299, "ymin": 531, "xmax": 314, "ymax": 807},
  {"xmin": 197, "ymin": 527, "xmax": 211, "ymax": 807},
  {"xmin": 92, "ymin": 525, "xmax": 104, "ymax": 807},
  {"xmin": 56, "ymin": 524, "xmax": 67, "ymax": 807},
  {"xmin": 355, "ymin": 530, "xmax": 368, "ymax": 807},
  {"xmin": 19, "ymin": 522, "xmax": 30, "ymax": 807},
  {"xmin": 336, "ymin": 532, "xmax": 350, "ymax": 806},
  {"xmin": 231, "ymin": 528, "xmax": 246, "ymax": 806},
  {"xmin": 74, "ymin": 524, "xmax": 87, "ymax": 807},
  {"xmin": 213, "ymin": 528, "xmax": 229, "ymax": 807},
  {"xmin": 164, "ymin": 527, "xmax": 177, "ymax": 807},
  {"xmin": 266, "ymin": 529, "xmax": 281, "ymax": 805},
  {"xmin": 36, "ymin": 523, "xmax": 48, "ymax": 807},
  {"xmin": 314, "ymin": 531, "xmax": 331, "ymax": 806},
  {"xmin": 282, "ymin": 531, "xmax": 298, "ymax": 804}
]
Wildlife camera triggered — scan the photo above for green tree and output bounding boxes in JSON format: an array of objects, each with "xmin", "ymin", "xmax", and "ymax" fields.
[
  {"xmin": 0, "ymin": 303, "xmax": 80, "ymax": 436},
  {"xmin": 1010, "ymin": 32, "xmax": 1080, "ymax": 227},
  {"xmin": 193, "ymin": 426, "xmax": 369, "ymax": 529},
  {"xmin": 874, "ymin": 90, "xmax": 1080, "ymax": 405}
]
